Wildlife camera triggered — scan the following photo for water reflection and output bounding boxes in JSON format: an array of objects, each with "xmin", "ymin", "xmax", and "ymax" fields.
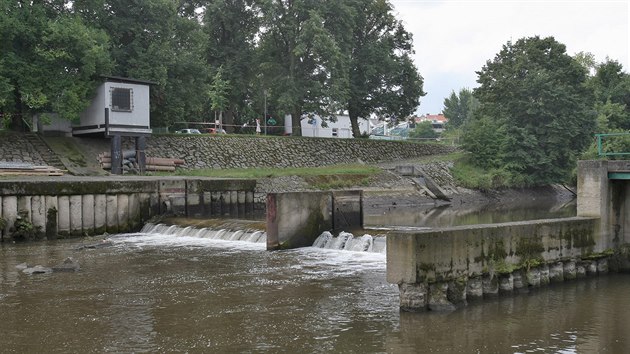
[
  {"xmin": 365, "ymin": 198, "xmax": 577, "ymax": 228},
  {"xmin": 392, "ymin": 275, "xmax": 630, "ymax": 353}
]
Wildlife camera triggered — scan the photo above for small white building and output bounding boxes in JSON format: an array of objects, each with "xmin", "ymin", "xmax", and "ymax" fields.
[
  {"xmin": 300, "ymin": 114, "xmax": 370, "ymax": 138},
  {"xmin": 73, "ymin": 76, "xmax": 153, "ymax": 136}
]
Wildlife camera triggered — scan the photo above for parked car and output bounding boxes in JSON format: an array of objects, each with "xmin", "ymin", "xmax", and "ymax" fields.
[
  {"xmin": 176, "ymin": 129, "xmax": 201, "ymax": 134},
  {"xmin": 201, "ymin": 128, "xmax": 227, "ymax": 134}
]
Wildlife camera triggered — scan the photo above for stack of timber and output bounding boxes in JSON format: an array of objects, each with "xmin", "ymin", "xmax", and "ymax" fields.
[
  {"xmin": 0, "ymin": 162, "xmax": 65, "ymax": 176},
  {"xmin": 97, "ymin": 151, "xmax": 185, "ymax": 173}
]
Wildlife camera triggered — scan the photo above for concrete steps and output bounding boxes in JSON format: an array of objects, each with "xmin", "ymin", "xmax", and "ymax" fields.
[{"xmin": 23, "ymin": 133, "xmax": 66, "ymax": 171}]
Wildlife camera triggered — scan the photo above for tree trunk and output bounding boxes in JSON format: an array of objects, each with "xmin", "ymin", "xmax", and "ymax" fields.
[
  {"xmin": 291, "ymin": 108, "xmax": 302, "ymax": 136},
  {"xmin": 224, "ymin": 109, "xmax": 235, "ymax": 133},
  {"xmin": 11, "ymin": 82, "xmax": 24, "ymax": 131},
  {"xmin": 348, "ymin": 108, "xmax": 361, "ymax": 138}
]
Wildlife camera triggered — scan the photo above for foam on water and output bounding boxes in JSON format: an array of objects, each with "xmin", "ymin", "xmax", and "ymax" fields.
[
  {"xmin": 109, "ymin": 223, "xmax": 387, "ymax": 271},
  {"xmin": 312, "ymin": 231, "xmax": 386, "ymax": 254},
  {"xmin": 108, "ymin": 223, "xmax": 268, "ymax": 251}
]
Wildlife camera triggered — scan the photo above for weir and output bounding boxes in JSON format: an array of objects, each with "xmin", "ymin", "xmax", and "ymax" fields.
[
  {"xmin": 0, "ymin": 177, "xmax": 258, "ymax": 240},
  {"xmin": 3, "ymin": 160, "xmax": 629, "ymax": 314}
]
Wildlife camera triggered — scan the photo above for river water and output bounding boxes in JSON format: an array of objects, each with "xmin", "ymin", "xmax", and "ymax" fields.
[{"xmin": 1, "ymin": 201, "xmax": 629, "ymax": 353}]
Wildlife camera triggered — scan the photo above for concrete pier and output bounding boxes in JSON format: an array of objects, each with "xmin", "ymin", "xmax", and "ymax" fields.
[
  {"xmin": 386, "ymin": 217, "xmax": 613, "ymax": 311},
  {"xmin": 387, "ymin": 160, "xmax": 630, "ymax": 311}
]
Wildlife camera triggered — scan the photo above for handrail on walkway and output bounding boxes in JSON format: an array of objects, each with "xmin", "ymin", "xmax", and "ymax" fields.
[{"xmin": 596, "ymin": 133, "xmax": 630, "ymax": 157}]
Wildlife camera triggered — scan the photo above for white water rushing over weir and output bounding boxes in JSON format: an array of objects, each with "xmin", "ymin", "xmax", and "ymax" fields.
[
  {"xmin": 140, "ymin": 223, "xmax": 267, "ymax": 243},
  {"xmin": 136, "ymin": 223, "xmax": 386, "ymax": 254}
]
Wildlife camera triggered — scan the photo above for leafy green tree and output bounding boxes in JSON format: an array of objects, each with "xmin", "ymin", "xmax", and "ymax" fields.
[
  {"xmin": 573, "ymin": 51, "xmax": 596, "ymax": 74},
  {"xmin": 442, "ymin": 88, "xmax": 479, "ymax": 128},
  {"xmin": 202, "ymin": 0, "xmax": 260, "ymax": 131},
  {"xmin": 208, "ymin": 66, "xmax": 230, "ymax": 128},
  {"xmin": 471, "ymin": 36, "xmax": 595, "ymax": 185},
  {"xmin": 0, "ymin": 0, "xmax": 112, "ymax": 129},
  {"xmin": 588, "ymin": 59, "xmax": 630, "ymax": 130},
  {"xmin": 257, "ymin": 0, "xmax": 348, "ymax": 136},
  {"xmin": 409, "ymin": 121, "xmax": 437, "ymax": 139},
  {"xmin": 345, "ymin": 0, "xmax": 424, "ymax": 138},
  {"xmin": 461, "ymin": 116, "xmax": 504, "ymax": 169},
  {"xmin": 76, "ymin": 0, "xmax": 210, "ymax": 127}
]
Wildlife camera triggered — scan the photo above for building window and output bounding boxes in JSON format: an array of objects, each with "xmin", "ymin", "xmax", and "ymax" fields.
[
  {"xmin": 111, "ymin": 87, "xmax": 133, "ymax": 112},
  {"xmin": 332, "ymin": 128, "xmax": 338, "ymax": 137}
]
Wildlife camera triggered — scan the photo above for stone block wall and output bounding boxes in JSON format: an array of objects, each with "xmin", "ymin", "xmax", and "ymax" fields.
[
  {"xmin": 123, "ymin": 135, "xmax": 456, "ymax": 170},
  {"xmin": 0, "ymin": 132, "xmax": 46, "ymax": 165},
  {"xmin": 0, "ymin": 133, "xmax": 456, "ymax": 171}
]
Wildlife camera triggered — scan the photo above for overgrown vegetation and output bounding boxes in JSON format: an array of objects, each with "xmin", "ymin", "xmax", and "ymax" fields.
[
  {"xmin": 45, "ymin": 137, "xmax": 87, "ymax": 167},
  {"xmin": 12, "ymin": 210, "xmax": 41, "ymax": 242}
]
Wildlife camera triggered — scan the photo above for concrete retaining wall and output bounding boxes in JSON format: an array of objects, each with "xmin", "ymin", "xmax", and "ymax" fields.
[
  {"xmin": 0, "ymin": 177, "xmax": 257, "ymax": 241},
  {"xmin": 386, "ymin": 217, "xmax": 619, "ymax": 311}
]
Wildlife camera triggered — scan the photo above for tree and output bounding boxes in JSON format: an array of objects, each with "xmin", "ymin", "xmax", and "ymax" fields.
[
  {"xmin": 76, "ymin": 0, "xmax": 210, "ymax": 127},
  {"xmin": 461, "ymin": 116, "xmax": 504, "ymax": 169},
  {"xmin": 202, "ymin": 0, "xmax": 260, "ymax": 131},
  {"xmin": 208, "ymin": 66, "xmax": 230, "ymax": 129},
  {"xmin": 442, "ymin": 88, "xmax": 479, "ymax": 128},
  {"xmin": 471, "ymin": 36, "xmax": 595, "ymax": 185},
  {"xmin": 345, "ymin": 0, "xmax": 424, "ymax": 137},
  {"xmin": 574, "ymin": 51, "xmax": 596, "ymax": 74},
  {"xmin": 257, "ymin": 0, "xmax": 348, "ymax": 136},
  {"xmin": 0, "ymin": 0, "xmax": 112, "ymax": 129},
  {"xmin": 588, "ymin": 59, "xmax": 630, "ymax": 130}
]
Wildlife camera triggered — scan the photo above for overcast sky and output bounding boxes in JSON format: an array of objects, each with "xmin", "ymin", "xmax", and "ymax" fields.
[{"xmin": 390, "ymin": 0, "xmax": 630, "ymax": 115}]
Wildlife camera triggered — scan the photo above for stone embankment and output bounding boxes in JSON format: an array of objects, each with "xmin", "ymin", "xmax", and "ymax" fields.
[
  {"xmin": 1, "ymin": 132, "xmax": 456, "ymax": 173},
  {"xmin": 0, "ymin": 133, "xmax": 46, "ymax": 166},
  {"xmin": 120, "ymin": 135, "xmax": 457, "ymax": 170}
]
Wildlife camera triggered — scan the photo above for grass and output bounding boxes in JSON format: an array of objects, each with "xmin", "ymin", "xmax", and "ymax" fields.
[
  {"xmin": 451, "ymin": 154, "xmax": 513, "ymax": 190},
  {"xmin": 156, "ymin": 164, "xmax": 381, "ymax": 190}
]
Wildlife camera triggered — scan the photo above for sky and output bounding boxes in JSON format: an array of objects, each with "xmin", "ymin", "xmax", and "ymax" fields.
[{"xmin": 389, "ymin": 0, "xmax": 630, "ymax": 115}]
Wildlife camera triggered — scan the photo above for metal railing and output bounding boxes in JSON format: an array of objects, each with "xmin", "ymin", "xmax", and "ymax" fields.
[{"xmin": 595, "ymin": 133, "xmax": 630, "ymax": 157}]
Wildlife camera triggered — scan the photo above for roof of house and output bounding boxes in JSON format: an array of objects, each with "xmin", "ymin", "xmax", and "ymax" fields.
[
  {"xmin": 415, "ymin": 114, "xmax": 448, "ymax": 123},
  {"xmin": 101, "ymin": 75, "xmax": 157, "ymax": 86}
]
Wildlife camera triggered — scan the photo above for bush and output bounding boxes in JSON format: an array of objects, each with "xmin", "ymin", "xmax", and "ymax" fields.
[
  {"xmin": 409, "ymin": 121, "xmax": 438, "ymax": 139},
  {"xmin": 461, "ymin": 116, "xmax": 504, "ymax": 169}
]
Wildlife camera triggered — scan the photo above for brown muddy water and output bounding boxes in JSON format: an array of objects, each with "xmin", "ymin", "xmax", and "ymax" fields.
[{"xmin": 1, "ymin": 200, "xmax": 629, "ymax": 353}]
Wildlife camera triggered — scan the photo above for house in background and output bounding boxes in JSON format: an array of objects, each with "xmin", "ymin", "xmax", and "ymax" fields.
[
  {"xmin": 299, "ymin": 114, "xmax": 370, "ymax": 138},
  {"xmin": 414, "ymin": 113, "xmax": 448, "ymax": 132},
  {"xmin": 33, "ymin": 76, "xmax": 155, "ymax": 138},
  {"xmin": 73, "ymin": 76, "xmax": 154, "ymax": 137},
  {"xmin": 72, "ymin": 76, "xmax": 155, "ymax": 174}
]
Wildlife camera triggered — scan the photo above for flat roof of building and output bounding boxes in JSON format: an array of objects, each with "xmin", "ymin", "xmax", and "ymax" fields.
[{"xmin": 101, "ymin": 75, "xmax": 157, "ymax": 85}]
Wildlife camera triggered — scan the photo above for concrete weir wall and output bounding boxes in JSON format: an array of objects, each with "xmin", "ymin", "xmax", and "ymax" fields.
[
  {"xmin": 386, "ymin": 217, "xmax": 614, "ymax": 312},
  {"xmin": 0, "ymin": 177, "xmax": 256, "ymax": 240},
  {"xmin": 266, "ymin": 190, "xmax": 362, "ymax": 250}
]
